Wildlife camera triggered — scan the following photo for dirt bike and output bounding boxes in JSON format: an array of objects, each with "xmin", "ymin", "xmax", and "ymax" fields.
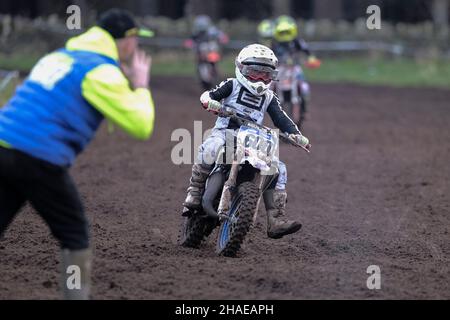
[
  {"xmin": 180, "ymin": 109, "xmax": 309, "ymax": 257},
  {"xmin": 274, "ymin": 57, "xmax": 320, "ymax": 131},
  {"xmin": 196, "ymin": 40, "xmax": 221, "ymax": 90}
]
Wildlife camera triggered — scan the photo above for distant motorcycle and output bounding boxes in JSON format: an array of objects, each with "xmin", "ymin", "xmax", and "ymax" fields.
[
  {"xmin": 185, "ymin": 39, "xmax": 222, "ymax": 90},
  {"xmin": 197, "ymin": 40, "xmax": 222, "ymax": 90},
  {"xmin": 180, "ymin": 109, "xmax": 309, "ymax": 257},
  {"xmin": 274, "ymin": 57, "xmax": 320, "ymax": 130}
]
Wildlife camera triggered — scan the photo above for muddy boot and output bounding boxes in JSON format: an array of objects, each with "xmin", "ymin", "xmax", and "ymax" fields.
[
  {"xmin": 183, "ymin": 164, "xmax": 212, "ymax": 209},
  {"xmin": 61, "ymin": 248, "xmax": 92, "ymax": 300},
  {"xmin": 263, "ymin": 189, "xmax": 302, "ymax": 239}
]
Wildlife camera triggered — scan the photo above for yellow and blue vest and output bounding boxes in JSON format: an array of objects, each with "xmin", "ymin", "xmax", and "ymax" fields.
[{"xmin": 0, "ymin": 27, "xmax": 155, "ymax": 167}]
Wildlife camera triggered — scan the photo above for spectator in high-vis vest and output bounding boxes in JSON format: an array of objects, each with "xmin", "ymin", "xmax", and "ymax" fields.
[{"xmin": 0, "ymin": 9, "xmax": 155, "ymax": 300}]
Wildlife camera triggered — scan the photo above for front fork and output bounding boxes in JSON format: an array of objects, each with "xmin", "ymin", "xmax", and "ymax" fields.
[
  {"xmin": 217, "ymin": 160, "xmax": 239, "ymax": 221},
  {"xmin": 253, "ymin": 174, "xmax": 264, "ymax": 224},
  {"xmin": 217, "ymin": 164, "xmax": 276, "ymax": 225}
]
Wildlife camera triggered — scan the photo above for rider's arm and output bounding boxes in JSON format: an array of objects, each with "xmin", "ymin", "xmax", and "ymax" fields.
[
  {"xmin": 295, "ymin": 38, "xmax": 312, "ymax": 56},
  {"xmin": 82, "ymin": 64, "xmax": 155, "ymax": 140},
  {"xmin": 217, "ymin": 30, "xmax": 229, "ymax": 44},
  {"xmin": 267, "ymin": 95, "xmax": 301, "ymax": 135},
  {"xmin": 200, "ymin": 79, "xmax": 234, "ymax": 108}
]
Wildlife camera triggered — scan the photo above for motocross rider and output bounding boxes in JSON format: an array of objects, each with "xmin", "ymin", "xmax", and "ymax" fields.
[
  {"xmin": 271, "ymin": 15, "xmax": 321, "ymax": 130},
  {"xmin": 189, "ymin": 15, "xmax": 229, "ymax": 47},
  {"xmin": 257, "ymin": 19, "xmax": 275, "ymax": 48},
  {"xmin": 184, "ymin": 15, "xmax": 229, "ymax": 89},
  {"xmin": 183, "ymin": 44, "xmax": 311, "ymax": 239}
]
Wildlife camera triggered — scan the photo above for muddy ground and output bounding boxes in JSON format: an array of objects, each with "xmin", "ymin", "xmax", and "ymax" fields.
[{"xmin": 0, "ymin": 76, "xmax": 449, "ymax": 299}]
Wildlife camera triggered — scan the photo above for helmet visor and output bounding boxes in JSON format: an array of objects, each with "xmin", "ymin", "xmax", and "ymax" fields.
[{"xmin": 241, "ymin": 64, "xmax": 278, "ymax": 84}]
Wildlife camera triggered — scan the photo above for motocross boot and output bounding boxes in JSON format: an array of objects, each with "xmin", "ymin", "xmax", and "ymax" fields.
[
  {"xmin": 183, "ymin": 164, "xmax": 212, "ymax": 209},
  {"xmin": 263, "ymin": 189, "xmax": 302, "ymax": 239},
  {"xmin": 61, "ymin": 248, "xmax": 92, "ymax": 300}
]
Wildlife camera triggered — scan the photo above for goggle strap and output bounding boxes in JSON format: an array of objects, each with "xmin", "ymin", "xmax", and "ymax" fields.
[{"xmin": 242, "ymin": 62, "xmax": 276, "ymax": 69}]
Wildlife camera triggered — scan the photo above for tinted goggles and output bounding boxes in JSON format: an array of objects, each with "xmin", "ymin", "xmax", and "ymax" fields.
[{"xmin": 241, "ymin": 64, "xmax": 278, "ymax": 84}]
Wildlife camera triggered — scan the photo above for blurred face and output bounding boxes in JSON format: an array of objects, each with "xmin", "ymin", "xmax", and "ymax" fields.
[{"xmin": 116, "ymin": 36, "xmax": 138, "ymax": 63}]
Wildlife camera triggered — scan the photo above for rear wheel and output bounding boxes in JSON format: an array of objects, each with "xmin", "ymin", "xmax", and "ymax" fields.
[
  {"xmin": 198, "ymin": 63, "xmax": 215, "ymax": 90},
  {"xmin": 216, "ymin": 182, "xmax": 259, "ymax": 257}
]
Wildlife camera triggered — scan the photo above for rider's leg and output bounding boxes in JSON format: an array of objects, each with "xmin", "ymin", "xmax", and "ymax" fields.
[
  {"xmin": 27, "ymin": 177, "xmax": 91, "ymax": 302},
  {"xmin": 183, "ymin": 129, "xmax": 226, "ymax": 209},
  {"xmin": 0, "ymin": 147, "xmax": 27, "ymax": 237},
  {"xmin": 299, "ymin": 81, "xmax": 311, "ymax": 123},
  {"xmin": 263, "ymin": 161, "xmax": 302, "ymax": 239},
  {"xmin": 1, "ymin": 147, "xmax": 92, "ymax": 300},
  {"xmin": 183, "ymin": 163, "xmax": 213, "ymax": 209},
  {"xmin": 25, "ymin": 162, "xmax": 91, "ymax": 300}
]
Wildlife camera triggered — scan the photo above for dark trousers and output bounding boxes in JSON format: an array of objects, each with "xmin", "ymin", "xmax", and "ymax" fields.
[{"xmin": 0, "ymin": 147, "xmax": 89, "ymax": 250}]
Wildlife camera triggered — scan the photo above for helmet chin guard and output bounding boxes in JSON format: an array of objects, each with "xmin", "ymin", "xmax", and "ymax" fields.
[{"xmin": 236, "ymin": 67, "xmax": 267, "ymax": 96}]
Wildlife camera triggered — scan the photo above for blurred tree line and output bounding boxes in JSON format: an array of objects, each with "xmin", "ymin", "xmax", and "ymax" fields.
[
  {"xmin": 0, "ymin": 0, "xmax": 448, "ymax": 24},
  {"xmin": 0, "ymin": 0, "xmax": 448, "ymax": 55}
]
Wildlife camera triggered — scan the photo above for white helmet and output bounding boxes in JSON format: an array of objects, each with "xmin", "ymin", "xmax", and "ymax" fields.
[
  {"xmin": 235, "ymin": 44, "xmax": 278, "ymax": 96},
  {"xmin": 193, "ymin": 15, "xmax": 212, "ymax": 34}
]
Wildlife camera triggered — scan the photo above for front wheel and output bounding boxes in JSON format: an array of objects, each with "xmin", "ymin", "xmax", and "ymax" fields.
[
  {"xmin": 216, "ymin": 182, "xmax": 259, "ymax": 257},
  {"xmin": 179, "ymin": 213, "xmax": 217, "ymax": 248}
]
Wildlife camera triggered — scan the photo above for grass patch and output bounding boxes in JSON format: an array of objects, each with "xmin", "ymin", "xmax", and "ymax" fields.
[
  {"xmin": 0, "ymin": 52, "xmax": 41, "ymax": 73},
  {"xmin": 0, "ymin": 73, "xmax": 20, "ymax": 106},
  {"xmin": 0, "ymin": 85, "xmax": 15, "ymax": 106},
  {"xmin": 0, "ymin": 89, "xmax": 13, "ymax": 106},
  {"xmin": 303, "ymin": 57, "xmax": 450, "ymax": 88},
  {"xmin": 152, "ymin": 54, "xmax": 450, "ymax": 89},
  {"xmin": 151, "ymin": 52, "xmax": 197, "ymax": 76},
  {"xmin": 1, "ymin": 50, "xmax": 448, "ymax": 89}
]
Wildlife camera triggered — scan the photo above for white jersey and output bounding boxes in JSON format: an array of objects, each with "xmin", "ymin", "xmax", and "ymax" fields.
[{"xmin": 200, "ymin": 78, "xmax": 300, "ymax": 134}]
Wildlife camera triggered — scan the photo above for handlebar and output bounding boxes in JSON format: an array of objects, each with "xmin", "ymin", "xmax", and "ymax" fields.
[{"xmin": 217, "ymin": 109, "xmax": 310, "ymax": 153}]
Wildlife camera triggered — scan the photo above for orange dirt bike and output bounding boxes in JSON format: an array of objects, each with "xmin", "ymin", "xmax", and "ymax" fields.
[
  {"xmin": 274, "ymin": 57, "xmax": 320, "ymax": 131},
  {"xmin": 180, "ymin": 109, "xmax": 309, "ymax": 257},
  {"xmin": 195, "ymin": 40, "xmax": 222, "ymax": 90}
]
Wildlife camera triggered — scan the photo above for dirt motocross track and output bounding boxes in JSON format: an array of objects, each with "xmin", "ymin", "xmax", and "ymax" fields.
[{"xmin": 0, "ymin": 76, "xmax": 449, "ymax": 299}]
